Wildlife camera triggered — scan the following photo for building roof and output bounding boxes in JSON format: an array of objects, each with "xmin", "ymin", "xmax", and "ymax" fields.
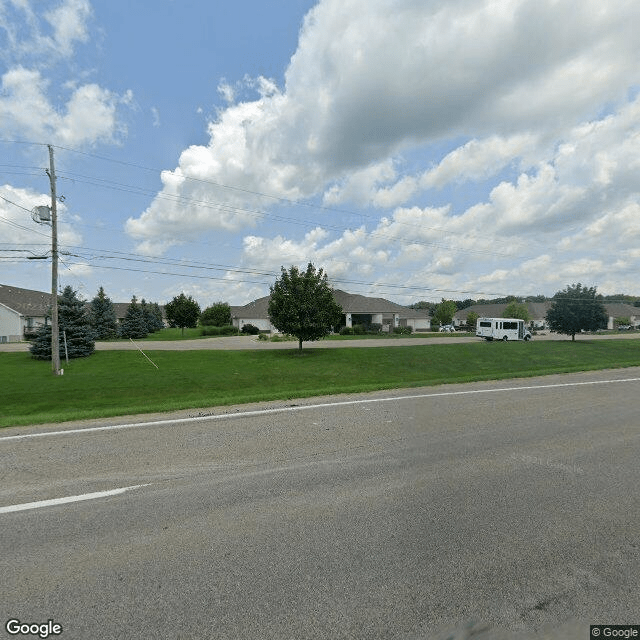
[
  {"xmin": 454, "ymin": 302, "xmax": 552, "ymax": 321},
  {"xmin": 455, "ymin": 301, "xmax": 639, "ymax": 321},
  {"xmin": 112, "ymin": 303, "xmax": 131, "ymax": 319},
  {"xmin": 0, "ymin": 285, "xmax": 165, "ymax": 320},
  {"xmin": 333, "ymin": 290, "xmax": 426, "ymax": 317},
  {"xmin": 230, "ymin": 295, "xmax": 270, "ymax": 319},
  {"xmin": 0, "ymin": 284, "xmax": 51, "ymax": 317},
  {"xmin": 602, "ymin": 302, "xmax": 640, "ymax": 318},
  {"xmin": 231, "ymin": 289, "xmax": 428, "ymax": 319},
  {"xmin": 104, "ymin": 301, "xmax": 166, "ymax": 320}
]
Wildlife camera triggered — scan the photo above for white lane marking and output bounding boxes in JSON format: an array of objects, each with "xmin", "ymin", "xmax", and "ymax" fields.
[
  {"xmin": 2, "ymin": 376, "xmax": 640, "ymax": 443},
  {"xmin": 0, "ymin": 484, "xmax": 150, "ymax": 514}
]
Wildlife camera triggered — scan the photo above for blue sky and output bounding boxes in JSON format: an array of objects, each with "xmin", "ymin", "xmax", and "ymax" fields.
[{"xmin": 2, "ymin": 0, "xmax": 640, "ymax": 308}]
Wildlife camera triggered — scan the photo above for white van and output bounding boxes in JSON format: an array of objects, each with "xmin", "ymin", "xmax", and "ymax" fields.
[{"xmin": 476, "ymin": 317, "xmax": 532, "ymax": 341}]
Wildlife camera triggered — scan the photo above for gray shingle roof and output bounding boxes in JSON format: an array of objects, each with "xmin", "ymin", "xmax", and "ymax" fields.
[
  {"xmin": 0, "ymin": 284, "xmax": 51, "ymax": 317},
  {"xmin": 454, "ymin": 302, "xmax": 553, "ymax": 321},
  {"xmin": 602, "ymin": 303, "xmax": 640, "ymax": 318},
  {"xmin": 230, "ymin": 295, "xmax": 270, "ymax": 319},
  {"xmin": 455, "ymin": 301, "xmax": 639, "ymax": 321},
  {"xmin": 0, "ymin": 285, "xmax": 165, "ymax": 321},
  {"xmin": 231, "ymin": 289, "xmax": 428, "ymax": 319}
]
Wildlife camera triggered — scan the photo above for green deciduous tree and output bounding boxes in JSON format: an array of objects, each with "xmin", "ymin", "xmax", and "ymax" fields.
[
  {"xmin": 30, "ymin": 286, "xmax": 95, "ymax": 360},
  {"xmin": 465, "ymin": 311, "xmax": 479, "ymax": 331},
  {"xmin": 200, "ymin": 301, "xmax": 232, "ymax": 327},
  {"xmin": 165, "ymin": 293, "xmax": 201, "ymax": 336},
  {"xmin": 503, "ymin": 301, "xmax": 531, "ymax": 323},
  {"xmin": 545, "ymin": 283, "xmax": 608, "ymax": 341},
  {"xmin": 268, "ymin": 263, "xmax": 343, "ymax": 352},
  {"xmin": 89, "ymin": 286, "xmax": 118, "ymax": 340},
  {"xmin": 432, "ymin": 299, "xmax": 457, "ymax": 327}
]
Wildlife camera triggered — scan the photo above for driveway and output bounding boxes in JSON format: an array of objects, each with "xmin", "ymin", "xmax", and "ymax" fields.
[{"xmin": 1, "ymin": 332, "xmax": 638, "ymax": 352}]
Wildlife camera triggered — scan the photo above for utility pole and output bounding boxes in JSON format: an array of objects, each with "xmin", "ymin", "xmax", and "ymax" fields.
[{"xmin": 46, "ymin": 144, "xmax": 61, "ymax": 375}]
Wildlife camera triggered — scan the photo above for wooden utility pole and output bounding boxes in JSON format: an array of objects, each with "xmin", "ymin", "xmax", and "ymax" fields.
[{"xmin": 46, "ymin": 144, "xmax": 61, "ymax": 375}]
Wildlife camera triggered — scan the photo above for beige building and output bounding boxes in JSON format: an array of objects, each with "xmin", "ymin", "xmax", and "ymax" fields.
[
  {"xmin": 0, "ymin": 284, "xmax": 51, "ymax": 343},
  {"xmin": 231, "ymin": 289, "xmax": 430, "ymax": 333},
  {"xmin": 0, "ymin": 284, "xmax": 166, "ymax": 342},
  {"xmin": 454, "ymin": 301, "xmax": 640, "ymax": 331}
]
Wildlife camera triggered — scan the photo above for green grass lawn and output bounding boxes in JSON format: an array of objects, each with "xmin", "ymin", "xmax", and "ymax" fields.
[
  {"xmin": 140, "ymin": 327, "xmax": 205, "ymax": 340},
  {"xmin": 324, "ymin": 331, "xmax": 475, "ymax": 339},
  {"xmin": 2, "ymin": 339, "xmax": 640, "ymax": 427}
]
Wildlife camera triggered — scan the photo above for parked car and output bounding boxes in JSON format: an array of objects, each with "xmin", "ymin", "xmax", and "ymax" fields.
[
  {"xmin": 617, "ymin": 325, "xmax": 632, "ymax": 330},
  {"xmin": 439, "ymin": 324, "xmax": 455, "ymax": 333}
]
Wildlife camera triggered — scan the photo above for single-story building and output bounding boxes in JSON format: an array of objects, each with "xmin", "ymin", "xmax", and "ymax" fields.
[
  {"xmin": 454, "ymin": 302, "xmax": 552, "ymax": 330},
  {"xmin": 454, "ymin": 301, "xmax": 640, "ymax": 331},
  {"xmin": 0, "ymin": 284, "xmax": 51, "ymax": 343},
  {"xmin": 231, "ymin": 289, "xmax": 430, "ymax": 333},
  {"xmin": 600, "ymin": 303, "xmax": 640, "ymax": 330},
  {"xmin": 0, "ymin": 284, "xmax": 166, "ymax": 342}
]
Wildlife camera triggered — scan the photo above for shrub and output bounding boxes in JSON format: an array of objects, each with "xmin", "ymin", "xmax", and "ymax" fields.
[
  {"xmin": 368, "ymin": 323, "xmax": 382, "ymax": 334},
  {"xmin": 201, "ymin": 326, "xmax": 222, "ymax": 336},
  {"xmin": 220, "ymin": 324, "xmax": 238, "ymax": 336},
  {"xmin": 240, "ymin": 323, "xmax": 260, "ymax": 335},
  {"xmin": 270, "ymin": 334, "xmax": 296, "ymax": 342},
  {"xmin": 257, "ymin": 333, "xmax": 269, "ymax": 341},
  {"xmin": 339, "ymin": 326, "xmax": 354, "ymax": 335},
  {"xmin": 393, "ymin": 326, "xmax": 413, "ymax": 335},
  {"xmin": 352, "ymin": 324, "xmax": 365, "ymax": 335}
]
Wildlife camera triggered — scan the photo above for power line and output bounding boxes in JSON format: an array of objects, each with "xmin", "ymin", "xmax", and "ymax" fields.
[
  {"xmin": 3, "ymin": 141, "xmax": 557, "ymax": 266},
  {"xmin": 52, "ymin": 170, "xmax": 529, "ymax": 260},
  {"xmin": 52, "ymin": 144, "xmax": 533, "ymax": 253}
]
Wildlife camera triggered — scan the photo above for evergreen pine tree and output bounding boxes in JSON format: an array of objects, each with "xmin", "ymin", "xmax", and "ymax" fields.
[
  {"xmin": 29, "ymin": 324, "xmax": 53, "ymax": 360},
  {"xmin": 30, "ymin": 286, "xmax": 95, "ymax": 359},
  {"xmin": 140, "ymin": 299, "xmax": 164, "ymax": 335},
  {"xmin": 89, "ymin": 286, "xmax": 118, "ymax": 340},
  {"xmin": 150, "ymin": 302, "xmax": 165, "ymax": 332},
  {"xmin": 119, "ymin": 296, "xmax": 149, "ymax": 339}
]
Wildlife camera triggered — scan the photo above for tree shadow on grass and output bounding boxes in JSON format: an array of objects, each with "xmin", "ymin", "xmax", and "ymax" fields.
[{"xmin": 268, "ymin": 348, "xmax": 326, "ymax": 360}]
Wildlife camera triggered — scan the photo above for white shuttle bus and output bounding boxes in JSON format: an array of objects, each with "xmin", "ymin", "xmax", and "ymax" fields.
[{"xmin": 476, "ymin": 317, "xmax": 532, "ymax": 341}]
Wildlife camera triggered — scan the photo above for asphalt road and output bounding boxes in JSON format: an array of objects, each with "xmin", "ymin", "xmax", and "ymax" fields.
[{"xmin": 1, "ymin": 369, "xmax": 639, "ymax": 639}]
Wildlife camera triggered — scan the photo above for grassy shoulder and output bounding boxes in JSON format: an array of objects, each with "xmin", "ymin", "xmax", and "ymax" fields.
[
  {"xmin": 116, "ymin": 327, "xmax": 477, "ymax": 342},
  {"xmin": 3, "ymin": 339, "xmax": 640, "ymax": 428},
  {"xmin": 324, "ymin": 331, "xmax": 475, "ymax": 340}
]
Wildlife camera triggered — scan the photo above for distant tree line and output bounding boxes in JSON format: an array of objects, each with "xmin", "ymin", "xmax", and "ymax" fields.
[
  {"xmin": 410, "ymin": 292, "xmax": 640, "ymax": 314},
  {"xmin": 29, "ymin": 286, "xmax": 168, "ymax": 359},
  {"xmin": 29, "ymin": 285, "xmax": 248, "ymax": 361}
]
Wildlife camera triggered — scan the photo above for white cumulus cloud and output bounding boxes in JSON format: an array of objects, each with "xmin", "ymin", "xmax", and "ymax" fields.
[
  {"xmin": 126, "ymin": 0, "xmax": 640, "ymax": 261},
  {"xmin": 0, "ymin": 67, "xmax": 130, "ymax": 146}
]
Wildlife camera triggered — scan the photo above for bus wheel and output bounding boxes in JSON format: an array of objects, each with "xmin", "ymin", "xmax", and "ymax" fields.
[{"xmin": 502, "ymin": 335, "xmax": 508, "ymax": 341}]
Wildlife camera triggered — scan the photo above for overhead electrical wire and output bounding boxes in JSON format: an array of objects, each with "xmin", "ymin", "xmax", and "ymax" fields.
[
  {"xmin": 2, "ymin": 139, "xmax": 619, "ymax": 302},
  {"xmin": 51, "ymin": 144, "xmax": 534, "ymax": 252},
  {"xmin": 3, "ymin": 140, "xmax": 555, "ymax": 264},
  {"xmin": 54, "ymin": 170, "xmax": 529, "ymax": 260}
]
